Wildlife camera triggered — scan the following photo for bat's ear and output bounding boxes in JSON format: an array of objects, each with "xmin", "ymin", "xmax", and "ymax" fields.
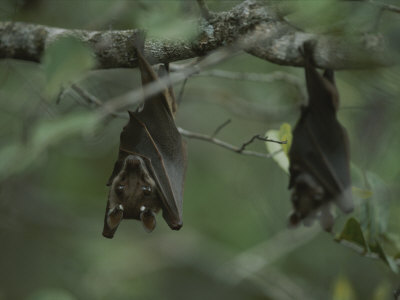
[
  {"xmin": 103, "ymin": 204, "xmax": 124, "ymax": 238},
  {"xmin": 128, "ymin": 110, "xmax": 135, "ymax": 119}
]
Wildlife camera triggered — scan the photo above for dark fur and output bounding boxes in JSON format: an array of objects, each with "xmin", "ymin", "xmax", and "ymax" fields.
[
  {"xmin": 288, "ymin": 41, "xmax": 353, "ymax": 231},
  {"xmin": 103, "ymin": 33, "xmax": 187, "ymax": 238}
]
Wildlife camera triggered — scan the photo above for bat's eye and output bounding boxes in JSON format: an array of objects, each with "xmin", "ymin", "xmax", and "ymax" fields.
[
  {"xmin": 141, "ymin": 186, "xmax": 152, "ymax": 195},
  {"xmin": 116, "ymin": 185, "xmax": 125, "ymax": 195}
]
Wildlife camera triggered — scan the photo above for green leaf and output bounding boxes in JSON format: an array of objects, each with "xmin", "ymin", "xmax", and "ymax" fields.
[
  {"xmin": 265, "ymin": 123, "xmax": 292, "ymax": 174},
  {"xmin": 336, "ymin": 219, "xmax": 399, "ymax": 273},
  {"xmin": 336, "ymin": 217, "xmax": 369, "ymax": 253},
  {"xmin": 265, "ymin": 129, "xmax": 289, "ymax": 174},
  {"xmin": 278, "ymin": 122, "xmax": 292, "ymax": 155},
  {"xmin": 351, "ymin": 186, "xmax": 372, "ymax": 200},
  {"xmin": 42, "ymin": 36, "xmax": 95, "ymax": 98},
  {"xmin": 332, "ymin": 276, "xmax": 357, "ymax": 300},
  {"xmin": 370, "ymin": 241, "xmax": 399, "ymax": 273}
]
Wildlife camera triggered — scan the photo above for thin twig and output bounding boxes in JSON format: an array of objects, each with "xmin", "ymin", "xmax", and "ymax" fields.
[
  {"xmin": 198, "ymin": 69, "xmax": 301, "ymax": 85},
  {"xmin": 177, "ymin": 77, "xmax": 188, "ymax": 105},
  {"xmin": 211, "ymin": 119, "xmax": 231, "ymax": 138},
  {"xmin": 71, "ymin": 84, "xmax": 103, "ymax": 106},
  {"xmin": 189, "ymin": 69, "xmax": 306, "ymax": 102},
  {"xmin": 196, "ymin": 0, "xmax": 211, "ymax": 19},
  {"xmin": 178, "ymin": 127, "xmax": 282, "ymax": 159},
  {"xmin": 218, "ymin": 226, "xmax": 321, "ymax": 284},
  {"xmin": 238, "ymin": 134, "xmax": 286, "ymax": 153},
  {"xmin": 56, "ymin": 86, "xmax": 66, "ymax": 104},
  {"xmin": 69, "ymin": 84, "xmax": 127, "ymax": 119},
  {"xmin": 64, "ymin": 84, "xmax": 280, "ymax": 160},
  {"xmin": 369, "ymin": 0, "xmax": 400, "ymax": 14},
  {"xmin": 170, "ymin": 67, "xmax": 304, "ymax": 122},
  {"xmin": 101, "ymin": 44, "xmax": 242, "ymax": 116},
  {"xmin": 212, "ymin": 90, "xmax": 294, "ymax": 123}
]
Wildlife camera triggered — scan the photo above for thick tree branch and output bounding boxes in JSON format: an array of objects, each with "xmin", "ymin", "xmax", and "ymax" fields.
[{"xmin": 0, "ymin": 0, "xmax": 392, "ymax": 69}]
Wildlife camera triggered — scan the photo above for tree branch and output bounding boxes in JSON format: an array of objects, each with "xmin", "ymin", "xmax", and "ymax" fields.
[
  {"xmin": 192, "ymin": 69, "xmax": 306, "ymax": 101},
  {"xmin": 0, "ymin": 0, "xmax": 392, "ymax": 69},
  {"xmin": 211, "ymin": 119, "xmax": 231, "ymax": 138},
  {"xmin": 369, "ymin": 0, "xmax": 400, "ymax": 14},
  {"xmin": 177, "ymin": 127, "xmax": 281, "ymax": 159},
  {"xmin": 64, "ymin": 83, "xmax": 280, "ymax": 159}
]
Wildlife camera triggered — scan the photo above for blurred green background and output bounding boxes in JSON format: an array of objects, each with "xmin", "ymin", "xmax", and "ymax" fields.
[{"xmin": 1, "ymin": 1, "xmax": 400, "ymax": 299}]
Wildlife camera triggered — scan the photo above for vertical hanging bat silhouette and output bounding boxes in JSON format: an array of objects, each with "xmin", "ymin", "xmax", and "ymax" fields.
[
  {"xmin": 288, "ymin": 42, "xmax": 353, "ymax": 231},
  {"xmin": 102, "ymin": 35, "xmax": 187, "ymax": 238}
]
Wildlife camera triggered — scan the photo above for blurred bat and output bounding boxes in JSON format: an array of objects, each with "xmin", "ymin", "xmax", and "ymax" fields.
[
  {"xmin": 103, "ymin": 33, "xmax": 187, "ymax": 238},
  {"xmin": 288, "ymin": 41, "xmax": 353, "ymax": 231}
]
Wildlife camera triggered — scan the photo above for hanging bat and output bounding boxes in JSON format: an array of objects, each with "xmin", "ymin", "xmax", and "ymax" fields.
[
  {"xmin": 102, "ymin": 34, "xmax": 187, "ymax": 238},
  {"xmin": 288, "ymin": 41, "xmax": 353, "ymax": 231}
]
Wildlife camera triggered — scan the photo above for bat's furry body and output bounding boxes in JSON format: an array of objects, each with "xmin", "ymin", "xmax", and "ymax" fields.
[
  {"xmin": 103, "ymin": 34, "xmax": 187, "ymax": 238},
  {"xmin": 288, "ymin": 43, "xmax": 353, "ymax": 231}
]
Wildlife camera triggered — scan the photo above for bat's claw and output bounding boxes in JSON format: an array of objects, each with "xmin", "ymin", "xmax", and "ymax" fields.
[{"xmin": 299, "ymin": 40, "xmax": 317, "ymax": 65}]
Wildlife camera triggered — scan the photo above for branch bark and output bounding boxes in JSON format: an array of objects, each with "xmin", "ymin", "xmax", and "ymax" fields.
[{"xmin": 0, "ymin": 0, "xmax": 392, "ymax": 70}]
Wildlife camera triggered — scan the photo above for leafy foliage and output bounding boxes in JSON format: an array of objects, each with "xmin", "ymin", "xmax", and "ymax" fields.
[{"xmin": 265, "ymin": 122, "xmax": 292, "ymax": 174}]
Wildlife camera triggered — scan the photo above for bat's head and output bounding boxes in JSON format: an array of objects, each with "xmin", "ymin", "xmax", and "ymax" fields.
[
  {"xmin": 103, "ymin": 155, "xmax": 162, "ymax": 238},
  {"xmin": 289, "ymin": 171, "xmax": 334, "ymax": 231}
]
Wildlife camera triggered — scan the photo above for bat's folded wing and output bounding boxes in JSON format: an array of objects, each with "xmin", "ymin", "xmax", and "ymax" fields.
[
  {"xmin": 122, "ymin": 109, "xmax": 186, "ymax": 229},
  {"xmin": 291, "ymin": 112, "xmax": 352, "ymax": 212}
]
